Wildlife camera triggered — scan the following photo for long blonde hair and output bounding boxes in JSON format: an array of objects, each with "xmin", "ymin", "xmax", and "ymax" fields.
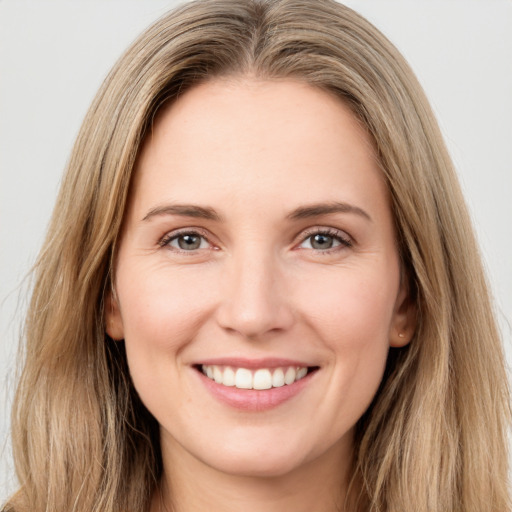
[{"xmin": 5, "ymin": 1, "xmax": 510, "ymax": 511}]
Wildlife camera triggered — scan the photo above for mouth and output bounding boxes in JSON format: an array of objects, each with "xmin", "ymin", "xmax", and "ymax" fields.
[
  {"xmin": 193, "ymin": 358, "xmax": 320, "ymax": 410},
  {"xmin": 194, "ymin": 364, "xmax": 320, "ymax": 390}
]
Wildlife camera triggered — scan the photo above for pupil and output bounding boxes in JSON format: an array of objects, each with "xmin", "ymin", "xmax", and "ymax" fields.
[
  {"xmin": 178, "ymin": 235, "xmax": 201, "ymax": 250},
  {"xmin": 312, "ymin": 234, "xmax": 333, "ymax": 249}
]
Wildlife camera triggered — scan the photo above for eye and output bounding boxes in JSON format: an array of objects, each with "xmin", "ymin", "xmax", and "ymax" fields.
[
  {"xmin": 298, "ymin": 229, "xmax": 352, "ymax": 251},
  {"xmin": 160, "ymin": 231, "xmax": 212, "ymax": 251}
]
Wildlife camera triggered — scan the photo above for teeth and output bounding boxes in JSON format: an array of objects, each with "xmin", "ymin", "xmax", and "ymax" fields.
[
  {"xmin": 223, "ymin": 367, "xmax": 235, "ymax": 387},
  {"xmin": 296, "ymin": 367, "xmax": 307, "ymax": 380},
  {"xmin": 213, "ymin": 366, "xmax": 223, "ymax": 384},
  {"xmin": 253, "ymin": 369, "xmax": 272, "ymax": 390},
  {"xmin": 284, "ymin": 367, "xmax": 296, "ymax": 385},
  {"xmin": 272, "ymin": 368, "xmax": 285, "ymax": 388},
  {"xmin": 235, "ymin": 368, "xmax": 253, "ymax": 389},
  {"xmin": 201, "ymin": 365, "xmax": 310, "ymax": 389}
]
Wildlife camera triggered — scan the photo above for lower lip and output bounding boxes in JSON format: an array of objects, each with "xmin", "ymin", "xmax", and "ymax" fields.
[{"xmin": 196, "ymin": 369, "xmax": 316, "ymax": 411}]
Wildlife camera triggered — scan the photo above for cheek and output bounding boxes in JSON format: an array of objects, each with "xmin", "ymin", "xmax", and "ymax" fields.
[
  {"xmin": 297, "ymin": 263, "xmax": 398, "ymax": 394},
  {"xmin": 115, "ymin": 264, "xmax": 216, "ymax": 384},
  {"xmin": 299, "ymin": 267, "xmax": 398, "ymax": 430},
  {"xmin": 119, "ymin": 262, "xmax": 207, "ymax": 337},
  {"xmin": 300, "ymin": 266, "xmax": 398, "ymax": 342},
  {"xmin": 115, "ymin": 266, "xmax": 220, "ymax": 425}
]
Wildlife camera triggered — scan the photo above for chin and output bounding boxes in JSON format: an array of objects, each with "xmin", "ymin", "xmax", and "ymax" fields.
[
  {"xmin": 205, "ymin": 452, "xmax": 306, "ymax": 479},
  {"xmin": 192, "ymin": 432, "xmax": 318, "ymax": 479}
]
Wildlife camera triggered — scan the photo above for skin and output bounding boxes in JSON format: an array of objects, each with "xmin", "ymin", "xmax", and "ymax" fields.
[{"xmin": 106, "ymin": 77, "xmax": 414, "ymax": 512}]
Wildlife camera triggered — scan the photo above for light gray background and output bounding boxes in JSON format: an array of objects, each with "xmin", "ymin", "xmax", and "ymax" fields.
[{"xmin": 1, "ymin": 0, "xmax": 511, "ymax": 498}]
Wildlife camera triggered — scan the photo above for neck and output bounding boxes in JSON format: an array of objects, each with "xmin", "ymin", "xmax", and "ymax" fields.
[{"xmin": 152, "ymin": 435, "xmax": 355, "ymax": 512}]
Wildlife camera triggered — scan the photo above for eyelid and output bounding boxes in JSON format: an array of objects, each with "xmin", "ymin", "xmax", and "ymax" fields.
[
  {"xmin": 157, "ymin": 225, "xmax": 353, "ymax": 254},
  {"xmin": 158, "ymin": 227, "xmax": 217, "ymax": 251},
  {"xmin": 295, "ymin": 226, "xmax": 353, "ymax": 251}
]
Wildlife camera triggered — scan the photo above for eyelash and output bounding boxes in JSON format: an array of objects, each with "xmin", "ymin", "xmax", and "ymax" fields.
[
  {"xmin": 158, "ymin": 228, "xmax": 214, "ymax": 253},
  {"xmin": 297, "ymin": 227, "xmax": 353, "ymax": 253},
  {"xmin": 158, "ymin": 227, "xmax": 352, "ymax": 254}
]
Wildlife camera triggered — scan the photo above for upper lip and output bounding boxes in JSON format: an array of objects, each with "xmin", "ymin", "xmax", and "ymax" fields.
[{"xmin": 194, "ymin": 357, "xmax": 316, "ymax": 369}]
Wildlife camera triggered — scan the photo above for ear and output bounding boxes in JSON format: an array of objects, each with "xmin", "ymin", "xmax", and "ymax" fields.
[
  {"xmin": 105, "ymin": 289, "xmax": 124, "ymax": 341},
  {"xmin": 389, "ymin": 277, "xmax": 416, "ymax": 348}
]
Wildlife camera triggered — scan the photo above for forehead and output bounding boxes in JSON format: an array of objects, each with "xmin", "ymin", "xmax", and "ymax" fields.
[
  {"xmin": 129, "ymin": 77, "xmax": 387, "ymax": 220},
  {"xmin": 141, "ymin": 77, "xmax": 376, "ymax": 162}
]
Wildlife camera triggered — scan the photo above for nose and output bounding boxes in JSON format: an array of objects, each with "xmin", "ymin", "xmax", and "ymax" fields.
[{"xmin": 215, "ymin": 249, "xmax": 294, "ymax": 339}]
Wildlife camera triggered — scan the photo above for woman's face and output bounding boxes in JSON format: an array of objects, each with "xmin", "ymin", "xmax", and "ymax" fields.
[{"xmin": 107, "ymin": 78, "xmax": 412, "ymax": 479}]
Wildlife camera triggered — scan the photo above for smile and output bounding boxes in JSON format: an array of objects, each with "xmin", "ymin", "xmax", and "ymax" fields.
[
  {"xmin": 200, "ymin": 365, "xmax": 310, "ymax": 390},
  {"xmin": 194, "ymin": 359, "xmax": 320, "ymax": 411}
]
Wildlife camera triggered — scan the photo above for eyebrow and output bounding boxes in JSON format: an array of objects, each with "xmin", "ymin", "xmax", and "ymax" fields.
[
  {"xmin": 286, "ymin": 202, "xmax": 372, "ymax": 222},
  {"xmin": 142, "ymin": 204, "xmax": 222, "ymax": 222},
  {"xmin": 142, "ymin": 201, "xmax": 372, "ymax": 223}
]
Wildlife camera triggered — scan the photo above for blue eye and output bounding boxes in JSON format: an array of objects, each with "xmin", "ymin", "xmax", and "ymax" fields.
[
  {"xmin": 162, "ymin": 232, "xmax": 211, "ymax": 251},
  {"xmin": 299, "ymin": 230, "xmax": 351, "ymax": 251}
]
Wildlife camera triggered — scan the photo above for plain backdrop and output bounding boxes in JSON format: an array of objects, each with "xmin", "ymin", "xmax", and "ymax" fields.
[{"xmin": 1, "ymin": 0, "xmax": 511, "ymax": 498}]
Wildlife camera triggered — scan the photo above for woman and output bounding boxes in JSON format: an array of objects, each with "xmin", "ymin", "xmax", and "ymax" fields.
[{"xmin": 4, "ymin": 0, "xmax": 510, "ymax": 511}]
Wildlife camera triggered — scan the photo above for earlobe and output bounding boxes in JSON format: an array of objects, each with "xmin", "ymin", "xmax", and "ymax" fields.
[
  {"xmin": 390, "ymin": 329, "xmax": 412, "ymax": 348},
  {"xmin": 389, "ymin": 279, "xmax": 417, "ymax": 348},
  {"xmin": 105, "ymin": 290, "xmax": 124, "ymax": 341}
]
